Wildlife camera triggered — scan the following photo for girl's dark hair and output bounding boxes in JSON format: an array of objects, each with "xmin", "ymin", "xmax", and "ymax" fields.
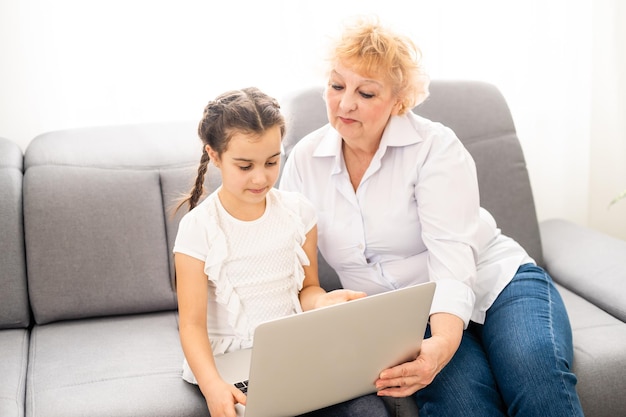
[{"xmin": 178, "ymin": 87, "xmax": 285, "ymax": 211}]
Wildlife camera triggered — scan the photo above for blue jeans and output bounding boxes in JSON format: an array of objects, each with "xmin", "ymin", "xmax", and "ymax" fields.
[
  {"xmin": 413, "ymin": 264, "xmax": 584, "ymax": 417},
  {"xmin": 298, "ymin": 394, "xmax": 389, "ymax": 417}
]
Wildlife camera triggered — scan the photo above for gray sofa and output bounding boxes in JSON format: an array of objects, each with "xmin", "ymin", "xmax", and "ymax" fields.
[{"xmin": 1, "ymin": 81, "xmax": 625, "ymax": 417}]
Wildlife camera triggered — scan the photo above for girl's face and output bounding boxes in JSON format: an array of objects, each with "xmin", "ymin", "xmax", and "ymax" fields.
[
  {"xmin": 325, "ymin": 61, "xmax": 401, "ymax": 145},
  {"xmin": 207, "ymin": 125, "xmax": 282, "ymax": 220}
]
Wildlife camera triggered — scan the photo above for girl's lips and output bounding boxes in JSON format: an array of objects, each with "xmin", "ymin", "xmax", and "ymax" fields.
[{"xmin": 248, "ymin": 187, "xmax": 267, "ymax": 194}]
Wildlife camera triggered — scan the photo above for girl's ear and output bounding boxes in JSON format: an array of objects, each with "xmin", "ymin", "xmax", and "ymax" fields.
[{"xmin": 205, "ymin": 145, "xmax": 220, "ymax": 166}]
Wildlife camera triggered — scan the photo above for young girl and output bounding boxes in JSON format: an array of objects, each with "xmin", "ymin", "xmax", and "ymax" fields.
[{"xmin": 173, "ymin": 87, "xmax": 389, "ymax": 417}]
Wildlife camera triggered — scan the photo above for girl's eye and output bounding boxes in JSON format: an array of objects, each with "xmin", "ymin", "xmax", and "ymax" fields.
[
  {"xmin": 266, "ymin": 161, "xmax": 278, "ymax": 167},
  {"xmin": 239, "ymin": 165, "xmax": 252, "ymax": 171}
]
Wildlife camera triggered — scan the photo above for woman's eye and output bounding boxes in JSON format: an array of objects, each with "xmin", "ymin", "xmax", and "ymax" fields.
[
  {"xmin": 360, "ymin": 92, "xmax": 374, "ymax": 99},
  {"xmin": 331, "ymin": 84, "xmax": 344, "ymax": 91}
]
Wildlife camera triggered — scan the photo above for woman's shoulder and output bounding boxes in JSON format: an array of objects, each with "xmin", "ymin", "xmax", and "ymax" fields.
[
  {"xmin": 384, "ymin": 112, "xmax": 460, "ymax": 152},
  {"xmin": 406, "ymin": 111, "xmax": 457, "ymax": 140},
  {"xmin": 287, "ymin": 124, "xmax": 332, "ymax": 156}
]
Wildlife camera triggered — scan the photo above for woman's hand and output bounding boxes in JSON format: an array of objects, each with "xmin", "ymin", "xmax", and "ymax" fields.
[
  {"xmin": 202, "ymin": 378, "xmax": 247, "ymax": 417},
  {"xmin": 375, "ymin": 313, "xmax": 464, "ymax": 397}
]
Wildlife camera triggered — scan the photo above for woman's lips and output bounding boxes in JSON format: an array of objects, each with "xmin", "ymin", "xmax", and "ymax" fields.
[{"xmin": 339, "ymin": 116, "xmax": 356, "ymax": 124}]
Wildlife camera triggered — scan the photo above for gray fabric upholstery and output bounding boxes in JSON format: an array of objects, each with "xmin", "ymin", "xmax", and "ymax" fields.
[
  {"xmin": 0, "ymin": 137, "xmax": 30, "ymax": 328},
  {"xmin": 0, "ymin": 137, "xmax": 29, "ymax": 417},
  {"xmin": 25, "ymin": 312, "xmax": 205, "ymax": 417},
  {"xmin": 23, "ymin": 122, "xmax": 201, "ymax": 324},
  {"xmin": 21, "ymin": 123, "xmax": 210, "ymax": 416},
  {"xmin": 541, "ymin": 218, "xmax": 626, "ymax": 321},
  {"xmin": 161, "ymin": 164, "xmax": 222, "ymax": 288},
  {"xmin": 557, "ymin": 283, "xmax": 626, "ymax": 417},
  {"xmin": 23, "ymin": 122, "xmax": 200, "ymax": 169},
  {"xmin": 0, "ymin": 330, "xmax": 28, "ymax": 417},
  {"xmin": 542, "ymin": 219, "xmax": 626, "ymax": 416},
  {"xmin": 24, "ymin": 166, "xmax": 176, "ymax": 323}
]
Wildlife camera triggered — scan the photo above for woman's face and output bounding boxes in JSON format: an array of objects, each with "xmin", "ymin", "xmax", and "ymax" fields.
[{"xmin": 325, "ymin": 61, "xmax": 401, "ymax": 145}]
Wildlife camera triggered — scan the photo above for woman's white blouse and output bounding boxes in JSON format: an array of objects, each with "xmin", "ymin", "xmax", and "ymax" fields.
[{"xmin": 279, "ymin": 112, "xmax": 533, "ymax": 327}]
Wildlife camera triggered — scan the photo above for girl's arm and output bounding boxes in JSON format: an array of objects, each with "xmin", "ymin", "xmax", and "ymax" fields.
[
  {"xmin": 175, "ymin": 253, "xmax": 246, "ymax": 415},
  {"xmin": 298, "ymin": 225, "xmax": 366, "ymax": 311}
]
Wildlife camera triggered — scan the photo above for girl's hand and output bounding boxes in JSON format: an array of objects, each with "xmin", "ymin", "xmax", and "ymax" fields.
[
  {"xmin": 202, "ymin": 378, "xmax": 247, "ymax": 417},
  {"xmin": 314, "ymin": 289, "xmax": 367, "ymax": 308}
]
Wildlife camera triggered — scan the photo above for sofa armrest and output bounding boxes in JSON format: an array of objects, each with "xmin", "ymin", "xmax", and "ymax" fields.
[{"xmin": 540, "ymin": 218, "xmax": 626, "ymax": 322}]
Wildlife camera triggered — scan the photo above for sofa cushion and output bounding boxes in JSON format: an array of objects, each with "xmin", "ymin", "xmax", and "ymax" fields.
[
  {"xmin": 0, "ymin": 329, "xmax": 29, "ymax": 417},
  {"xmin": 23, "ymin": 122, "xmax": 202, "ymax": 324},
  {"xmin": 541, "ymin": 218, "xmax": 626, "ymax": 322},
  {"xmin": 24, "ymin": 166, "xmax": 177, "ymax": 324},
  {"xmin": 23, "ymin": 122, "xmax": 200, "ymax": 169},
  {"xmin": 26, "ymin": 312, "xmax": 206, "ymax": 417},
  {"xmin": 161, "ymin": 164, "xmax": 222, "ymax": 288},
  {"xmin": 557, "ymin": 284, "xmax": 626, "ymax": 416},
  {"xmin": 0, "ymin": 137, "xmax": 30, "ymax": 329}
]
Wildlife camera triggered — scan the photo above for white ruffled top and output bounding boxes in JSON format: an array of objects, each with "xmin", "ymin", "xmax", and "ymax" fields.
[{"xmin": 173, "ymin": 187, "xmax": 317, "ymax": 384}]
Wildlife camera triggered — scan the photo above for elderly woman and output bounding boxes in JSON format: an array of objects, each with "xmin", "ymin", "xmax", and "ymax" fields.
[{"xmin": 280, "ymin": 17, "xmax": 584, "ymax": 417}]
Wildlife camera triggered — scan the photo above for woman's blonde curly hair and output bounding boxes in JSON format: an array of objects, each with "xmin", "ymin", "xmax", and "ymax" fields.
[{"xmin": 328, "ymin": 16, "xmax": 430, "ymax": 115}]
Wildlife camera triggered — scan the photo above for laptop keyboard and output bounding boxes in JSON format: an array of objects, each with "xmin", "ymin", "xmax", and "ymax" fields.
[{"xmin": 234, "ymin": 380, "xmax": 249, "ymax": 394}]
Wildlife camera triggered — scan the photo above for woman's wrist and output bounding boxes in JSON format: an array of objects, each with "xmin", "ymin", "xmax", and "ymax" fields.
[{"xmin": 428, "ymin": 312, "xmax": 464, "ymax": 363}]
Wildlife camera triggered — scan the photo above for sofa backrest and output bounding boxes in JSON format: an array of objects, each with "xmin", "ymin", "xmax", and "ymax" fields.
[
  {"xmin": 22, "ymin": 122, "xmax": 210, "ymax": 324},
  {"xmin": 281, "ymin": 81, "xmax": 543, "ymax": 267},
  {"xmin": 0, "ymin": 137, "xmax": 30, "ymax": 329}
]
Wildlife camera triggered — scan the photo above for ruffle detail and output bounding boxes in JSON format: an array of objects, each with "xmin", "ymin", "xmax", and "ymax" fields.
[
  {"xmin": 201, "ymin": 190, "xmax": 313, "ymax": 346},
  {"xmin": 202, "ymin": 202, "xmax": 253, "ymax": 341},
  {"xmin": 276, "ymin": 193, "xmax": 311, "ymax": 314}
]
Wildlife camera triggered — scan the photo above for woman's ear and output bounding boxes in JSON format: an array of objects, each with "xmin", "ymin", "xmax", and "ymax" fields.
[{"xmin": 391, "ymin": 97, "xmax": 404, "ymax": 116}]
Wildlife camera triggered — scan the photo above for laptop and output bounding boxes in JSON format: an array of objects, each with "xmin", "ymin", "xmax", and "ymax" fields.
[{"xmin": 214, "ymin": 281, "xmax": 436, "ymax": 417}]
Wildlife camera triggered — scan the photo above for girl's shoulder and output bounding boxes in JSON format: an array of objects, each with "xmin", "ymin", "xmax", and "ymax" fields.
[
  {"xmin": 270, "ymin": 188, "xmax": 314, "ymax": 210},
  {"xmin": 268, "ymin": 188, "xmax": 317, "ymax": 229},
  {"xmin": 178, "ymin": 191, "xmax": 220, "ymax": 227}
]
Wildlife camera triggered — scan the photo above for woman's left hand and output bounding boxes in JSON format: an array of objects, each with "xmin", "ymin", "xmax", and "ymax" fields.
[{"xmin": 374, "ymin": 312, "xmax": 464, "ymax": 397}]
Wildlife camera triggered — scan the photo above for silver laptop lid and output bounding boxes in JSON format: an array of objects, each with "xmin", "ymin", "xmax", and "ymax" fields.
[{"xmin": 244, "ymin": 281, "xmax": 435, "ymax": 417}]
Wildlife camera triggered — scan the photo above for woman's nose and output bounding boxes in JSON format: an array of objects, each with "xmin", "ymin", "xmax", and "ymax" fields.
[{"xmin": 339, "ymin": 93, "xmax": 356, "ymax": 112}]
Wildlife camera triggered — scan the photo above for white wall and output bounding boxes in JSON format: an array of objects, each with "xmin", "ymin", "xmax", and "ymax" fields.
[
  {"xmin": 589, "ymin": 0, "xmax": 626, "ymax": 239},
  {"xmin": 1, "ymin": 0, "xmax": 623, "ymax": 239}
]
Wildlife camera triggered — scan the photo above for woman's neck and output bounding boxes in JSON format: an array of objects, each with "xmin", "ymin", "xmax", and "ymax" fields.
[{"xmin": 342, "ymin": 139, "xmax": 378, "ymax": 191}]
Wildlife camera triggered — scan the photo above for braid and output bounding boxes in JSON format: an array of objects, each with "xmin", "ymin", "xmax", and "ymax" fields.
[
  {"xmin": 189, "ymin": 150, "xmax": 210, "ymax": 210},
  {"xmin": 176, "ymin": 148, "xmax": 210, "ymax": 212}
]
